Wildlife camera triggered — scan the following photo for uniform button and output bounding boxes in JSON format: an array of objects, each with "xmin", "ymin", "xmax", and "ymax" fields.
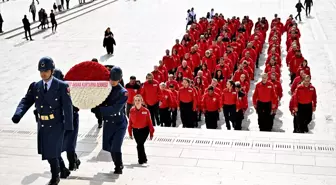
[
  {"xmin": 41, "ymin": 125, "xmax": 44, "ymax": 127},
  {"xmin": 49, "ymin": 106, "xmax": 52, "ymax": 108},
  {"xmin": 41, "ymin": 106, "xmax": 43, "ymax": 108},
  {"xmin": 55, "ymin": 98, "xmax": 58, "ymax": 101},
  {"xmin": 105, "ymin": 120, "xmax": 108, "ymax": 122},
  {"xmin": 36, "ymin": 96, "xmax": 38, "ymax": 99},
  {"xmin": 49, "ymin": 126, "xmax": 52, "ymax": 128}
]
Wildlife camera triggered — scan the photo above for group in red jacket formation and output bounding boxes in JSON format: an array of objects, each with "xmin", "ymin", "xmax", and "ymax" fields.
[
  {"xmin": 284, "ymin": 15, "xmax": 317, "ymax": 133},
  {"xmin": 125, "ymin": 11, "xmax": 317, "ymax": 133}
]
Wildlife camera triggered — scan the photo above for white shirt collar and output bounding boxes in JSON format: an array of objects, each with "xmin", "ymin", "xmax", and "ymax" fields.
[{"xmin": 43, "ymin": 77, "xmax": 53, "ymax": 90}]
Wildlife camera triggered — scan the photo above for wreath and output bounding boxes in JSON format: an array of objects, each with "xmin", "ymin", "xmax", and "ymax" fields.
[{"xmin": 64, "ymin": 61, "xmax": 111, "ymax": 109}]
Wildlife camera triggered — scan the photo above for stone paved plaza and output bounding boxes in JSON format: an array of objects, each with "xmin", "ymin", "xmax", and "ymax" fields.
[{"xmin": 1, "ymin": 0, "xmax": 336, "ymax": 184}]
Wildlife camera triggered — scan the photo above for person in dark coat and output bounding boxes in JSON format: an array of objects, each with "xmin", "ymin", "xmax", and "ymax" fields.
[
  {"xmin": 103, "ymin": 27, "xmax": 116, "ymax": 55},
  {"xmin": 0, "ymin": 13, "xmax": 3, "ymax": 33},
  {"xmin": 50, "ymin": 10, "xmax": 57, "ymax": 33},
  {"xmin": 53, "ymin": 69, "xmax": 81, "ymax": 172},
  {"xmin": 304, "ymin": 0, "xmax": 313, "ymax": 17},
  {"xmin": 295, "ymin": 0, "xmax": 305, "ymax": 21},
  {"xmin": 98, "ymin": 66, "xmax": 128, "ymax": 174},
  {"xmin": 22, "ymin": 15, "xmax": 32, "ymax": 40},
  {"xmin": 12, "ymin": 57, "xmax": 74, "ymax": 185}
]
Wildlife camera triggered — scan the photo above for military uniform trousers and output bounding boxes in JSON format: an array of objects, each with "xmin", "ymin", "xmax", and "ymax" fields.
[
  {"xmin": 102, "ymin": 116, "xmax": 127, "ymax": 153},
  {"xmin": 63, "ymin": 111, "xmax": 79, "ymax": 152}
]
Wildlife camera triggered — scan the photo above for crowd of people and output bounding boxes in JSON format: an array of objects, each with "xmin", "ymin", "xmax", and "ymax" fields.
[{"xmin": 121, "ymin": 10, "xmax": 317, "ymax": 133}]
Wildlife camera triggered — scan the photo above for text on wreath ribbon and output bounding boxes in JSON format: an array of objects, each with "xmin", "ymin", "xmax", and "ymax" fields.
[{"xmin": 66, "ymin": 81, "xmax": 110, "ymax": 88}]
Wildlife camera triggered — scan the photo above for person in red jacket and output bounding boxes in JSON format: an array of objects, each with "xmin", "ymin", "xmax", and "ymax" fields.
[
  {"xmin": 162, "ymin": 49, "xmax": 175, "ymax": 74},
  {"xmin": 233, "ymin": 64, "xmax": 250, "ymax": 82},
  {"xmin": 172, "ymin": 39, "xmax": 185, "ymax": 59},
  {"xmin": 289, "ymin": 95, "xmax": 298, "ymax": 133},
  {"xmin": 152, "ymin": 65, "xmax": 164, "ymax": 83},
  {"xmin": 202, "ymin": 50, "xmax": 216, "ymax": 74},
  {"xmin": 166, "ymin": 74, "xmax": 179, "ymax": 91},
  {"xmin": 252, "ymin": 73, "xmax": 277, "ymax": 131},
  {"xmin": 239, "ymin": 74, "xmax": 250, "ymax": 93},
  {"xmin": 141, "ymin": 73, "xmax": 162, "ymax": 126},
  {"xmin": 168, "ymin": 84, "xmax": 178, "ymax": 127},
  {"xmin": 178, "ymin": 78, "xmax": 197, "ymax": 128},
  {"xmin": 235, "ymin": 82, "xmax": 248, "ymax": 130},
  {"xmin": 125, "ymin": 76, "xmax": 141, "ymax": 118},
  {"xmin": 158, "ymin": 60, "xmax": 168, "ymax": 82},
  {"xmin": 296, "ymin": 59, "xmax": 311, "ymax": 77},
  {"xmin": 222, "ymin": 80, "xmax": 237, "ymax": 130},
  {"xmin": 190, "ymin": 46, "xmax": 201, "ymax": 75},
  {"xmin": 269, "ymin": 73, "xmax": 283, "ymax": 101},
  {"xmin": 292, "ymin": 75, "xmax": 317, "ymax": 133},
  {"xmin": 159, "ymin": 83, "xmax": 174, "ymax": 127},
  {"xmin": 202, "ymin": 86, "xmax": 221, "ymax": 129},
  {"xmin": 128, "ymin": 94, "xmax": 155, "ymax": 164},
  {"xmin": 289, "ymin": 50, "xmax": 305, "ymax": 84},
  {"xmin": 176, "ymin": 60, "xmax": 193, "ymax": 80},
  {"xmin": 291, "ymin": 70, "xmax": 306, "ymax": 94}
]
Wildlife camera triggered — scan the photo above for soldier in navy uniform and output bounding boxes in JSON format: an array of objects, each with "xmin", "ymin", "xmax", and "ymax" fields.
[
  {"xmin": 12, "ymin": 57, "xmax": 73, "ymax": 185},
  {"xmin": 99, "ymin": 66, "xmax": 128, "ymax": 174},
  {"xmin": 52, "ymin": 69, "xmax": 81, "ymax": 172}
]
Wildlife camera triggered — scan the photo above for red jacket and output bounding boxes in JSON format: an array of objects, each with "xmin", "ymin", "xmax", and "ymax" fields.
[
  {"xmin": 162, "ymin": 55, "xmax": 175, "ymax": 71},
  {"xmin": 159, "ymin": 89, "xmax": 173, "ymax": 109},
  {"xmin": 265, "ymin": 64, "xmax": 281, "ymax": 74},
  {"xmin": 210, "ymin": 45, "xmax": 221, "ymax": 60},
  {"xmin": 125, "ymin": 83, "xmax": 141, "ymax": 104},
  {"xmin": 215, "ymin": 64, "xmax": 231, "ymax": 79},
  {"xmin": 158, "ymin": 65, "xmax": 168, "ymax": 82},
  {"xmin": 269, "ymin": 79, "xmax": 283, "ymax": 100},
  {"xmin": 141, "ymin": 80, "xmax": 162, "ymax": 106},
  {"xmin": 289, "ymin": 96, "xmax": 295, "ymax": 113},
  {"xmin": 242, "ymin": 48, "xmax": 257, "ymax": 61},
  {"xmin": 222, "ymin": 88, "xmax": 237, "ymax": 105},
  {"xmin": 172, "ymin": 44, "xmax": 185, "ymax": 57},
  {"xmin": 233, "ymin": 69, "xmax": 250, "ymax": 82},
  {"xmin": 176, "ymin": 66, "xmax": 193, "ymax": 79},
  {"xmin": 292, "ymin": 84, "xmax": 317, "ymax": 108},
  {"xmin": 201, "ymin": 68, "xmax": 212, "ymax": 84},
  {"xmin": 166, "ymin": 79, "xmax": 179, "ymax": 91},
  {"xmin": 203, "ymin": 56, "xmax": 216, "ymax": 74},
  {"xmin": 289, "ymin": 56, "xmax": 305, "ymax": 73},
  {"xmin": 236, "ymin": 90, "xmax": 248, "ymax": 111},
  {"xmin": 152, "ymin": 70, "xmax": 164, "ymax": 83},
  {"xmin": 240, "ymin": 80, "xmax": 250, "ymax": 93},
  {"xmin": 177, "ymin": 87, "xmax": 197, "ymax": 110},
  {"xmin": 128, "ymin": 106, "xmax": 154, "ymax": 137},
  {"xmin": 291, "ymin": 76, "xmax": 303, "ymax": 94},
  {"xmin": 190, "ymin": 52, "xmax": 201, "ymax": 69},
  {"xmin": 267, "ymin": 71, "xmax": 280, "ymax": 81},
  {"xmin": 252, "ymin": 81, "xmax": 277, "ymax": 109},
  {"xmin": 169, "ymin": 89, "xmax": 178, "ymax": 108},
  {"xmin": 296, "ymin": 66, "xmax": 311, "ymax": 77},
  {"xmin": 202, "ymin": 92, "xmax": 221, "ymax": 111}
]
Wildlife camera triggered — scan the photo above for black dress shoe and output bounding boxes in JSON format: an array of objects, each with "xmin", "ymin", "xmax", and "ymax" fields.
[
  {"xmin": 98, "ymin": 123, "xmax": 102, "ymax": 128},
  {"xmin": 60, "ymin": 168, "xmax": 71, "ymax": 179},
  {"xmin": 114, "ymin": 165, "xmax": 123, "ymax": 174},
  {"xmin": 48, "ymin": 177, "xmax": 60, "ymax": 185},
  {"xmin": 69, "ymin": 159, "xmax": 81, "ymax": 171},
  {"xmin": 138, "ymin": 160, "xmax": 147, "ymax": 165}
]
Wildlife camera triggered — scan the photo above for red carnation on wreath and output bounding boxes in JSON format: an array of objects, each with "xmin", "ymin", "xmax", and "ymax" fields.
[{"xmin": 64, "ymin": 61, "xmax": 112, "ymax": 109}]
